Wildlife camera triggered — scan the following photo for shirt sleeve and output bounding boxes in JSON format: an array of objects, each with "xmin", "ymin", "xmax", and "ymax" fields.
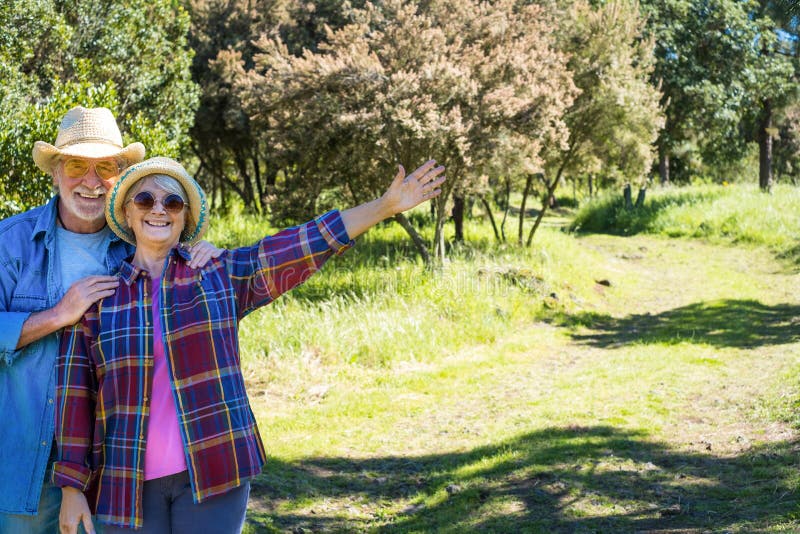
[
  {"xmin": 228, "ymin": 209, "xmax": 354, "ymax": 317},
  {"xmin": 0, "ymin": 253, "xmax": 32, "ymax": 365},
  {"xmin": 52, "ymin": 318, "xmax": 98, "ymax": 491}
]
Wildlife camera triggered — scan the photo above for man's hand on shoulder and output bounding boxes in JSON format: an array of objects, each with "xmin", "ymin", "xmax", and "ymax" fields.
[
  {"xmin": 187, "ymin": 240, "xmax": 224, "ymax": 269},
  {"xmin": 54, "ymin": 276, "xmax": 119, "ymax": 327}
]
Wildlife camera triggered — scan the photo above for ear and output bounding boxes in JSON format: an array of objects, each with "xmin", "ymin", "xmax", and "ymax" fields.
[{"xmin": 123, "ymin": 203, "xmax": 132, "ymax": 228}]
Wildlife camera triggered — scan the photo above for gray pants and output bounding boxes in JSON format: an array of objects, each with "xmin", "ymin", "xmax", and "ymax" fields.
[{"xmin": 102, "ymin": 471, "xmax": 250, "ymax": 534}]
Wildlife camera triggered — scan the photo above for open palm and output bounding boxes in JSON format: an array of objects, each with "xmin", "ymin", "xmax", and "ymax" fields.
[{"xmin": 383, "ymin": 160, "xmax": 446, "ymax": 214}]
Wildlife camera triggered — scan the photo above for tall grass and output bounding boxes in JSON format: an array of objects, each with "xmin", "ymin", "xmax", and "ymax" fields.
[
  {"xmin": 205, "ymin": 208, "xmax": 608, "ymax": 377},
  {"xmin": 571, "ymin": 184, "xmax": 800, "ymax": 262}
]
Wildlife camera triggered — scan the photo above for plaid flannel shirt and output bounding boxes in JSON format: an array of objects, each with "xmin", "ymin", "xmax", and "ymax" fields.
[{"xmin": 53, "ymin": 210, "xmax": 353, "ymax": 529}]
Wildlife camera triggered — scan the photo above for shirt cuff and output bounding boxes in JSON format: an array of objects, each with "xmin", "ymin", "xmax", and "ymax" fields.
[
  {"xmin": 52, "ymin": 461, "xmax": 92, "ymax": 491},
  {"xmin": 315, "ymin": 210, "xmax": 355, "ymax": 255},
  {"xmin": 0, "ymin": 312, "xmax": 30, "ymax": 365}
]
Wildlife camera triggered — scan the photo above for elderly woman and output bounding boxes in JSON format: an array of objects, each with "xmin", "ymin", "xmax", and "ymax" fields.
[{"xmin": 53, "ymin": 157, "xmax": 444, "ymax": 533}]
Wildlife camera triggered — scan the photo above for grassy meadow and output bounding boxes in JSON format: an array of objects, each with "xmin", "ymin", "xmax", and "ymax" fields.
[
  {"xmin": 205, "ymin": 184, "xmax": 800, "ymax": 533},
  {"xmin": 571, "ymin": 183, "xmax": 800, "ymax": 263}
]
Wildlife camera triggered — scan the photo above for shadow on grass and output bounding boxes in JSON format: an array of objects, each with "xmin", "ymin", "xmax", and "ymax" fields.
[
  {"xmin": 246, "ymin": 426, "xmax": 800, "ymax": 533},
  {"xmin": 550, "ymin": 299, "xmax": 800, "ymax": 349}
]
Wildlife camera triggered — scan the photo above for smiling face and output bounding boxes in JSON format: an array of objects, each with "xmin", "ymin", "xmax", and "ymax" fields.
[
  {"xmin": 123, "ymin": 176, "xmax": 187, "ymax": 252},
  {"xmin": 54, "ymin": 157, "xmax": 122, "ymax": 233}
]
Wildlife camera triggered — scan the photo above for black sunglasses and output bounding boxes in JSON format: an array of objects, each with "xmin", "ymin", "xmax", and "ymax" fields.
[{"xmin": 130, "ymin": 191, "xmax": 187, "ymax": 213}]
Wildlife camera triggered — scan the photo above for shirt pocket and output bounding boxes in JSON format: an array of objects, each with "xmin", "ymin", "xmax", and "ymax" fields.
[{"xmin": 9, "ymin": 293, "xmax": 48, "ymax": 313}]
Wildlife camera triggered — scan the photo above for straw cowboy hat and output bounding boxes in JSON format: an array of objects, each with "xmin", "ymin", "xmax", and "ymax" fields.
[
  {"xmin": 106, "ymin": 157, "xmax": 209, "ymax": 246},
  {"xmin": 32, "ymin": 106, "xmax": 145, "ymax": 174}
]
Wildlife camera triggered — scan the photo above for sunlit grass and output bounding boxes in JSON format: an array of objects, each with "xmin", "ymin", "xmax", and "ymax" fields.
[
  {"xmin": 201, "ymin": 198, "xmax": 800, "ymax": 533},
  {"xmin": 206, "ymin": 207, "xmax": 608, "ymax": 374},
  {"xmin": 571, "ymin": 183, "xmax": 800, "ymax": 262}
]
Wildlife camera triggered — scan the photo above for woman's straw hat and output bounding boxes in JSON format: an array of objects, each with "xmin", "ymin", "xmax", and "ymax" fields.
[
  {"xmin": 32, "ymin": 106, "xmax": 145, "ymax": 174},
  {"xmin": 106, "ymin": 157, "xmax": 209, "ymax": 246}
]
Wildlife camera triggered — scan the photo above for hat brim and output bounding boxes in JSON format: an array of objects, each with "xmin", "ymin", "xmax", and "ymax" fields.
[
  {"xmin": 33, "ymin": 141, "xmax": 146, "ymax": 174},
  {"xmin": 106, "ymin": 157, "xmax": 209, "ymax": 246}
]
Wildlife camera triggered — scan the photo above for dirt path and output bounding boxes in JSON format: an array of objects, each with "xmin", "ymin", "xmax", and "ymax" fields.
[{"xmin": 246, "ymin": 235, "xmax": 800, "ymax": 533}]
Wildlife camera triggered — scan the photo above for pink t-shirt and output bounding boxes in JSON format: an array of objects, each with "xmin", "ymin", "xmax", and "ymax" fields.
[{"xmin": 144, "ymin": 277, "xmax": 188, "ymax": 480}]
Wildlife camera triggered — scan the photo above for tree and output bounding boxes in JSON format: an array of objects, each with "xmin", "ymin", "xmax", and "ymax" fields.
[
  {"xmin": 747, "ymin": 0, "xmax": 799, "ymax": 190},
  {"xmin": 527, "ymin": 0, "xmax": 663, "ymax": 245},
  {"xmin": 183, "ymin": 0, "xmax": 366, "ymax": 212},
  {"xmin": 640, "ymin": 0, "xmax": 789, "ymax": 184},
  {"xmin": 233, "ymin": 0, "xmax": 575, "ymax": 260}
]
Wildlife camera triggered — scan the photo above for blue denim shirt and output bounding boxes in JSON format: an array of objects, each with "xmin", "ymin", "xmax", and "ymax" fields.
[{"xmin": 0, "ymin": 196, "xmax": 132, "ymax": 514}]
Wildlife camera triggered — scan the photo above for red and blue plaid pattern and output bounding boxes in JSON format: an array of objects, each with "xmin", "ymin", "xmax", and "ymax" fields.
[{"xmin": 54, "ymin": 211, "xmax": 352, "ymax": 528}]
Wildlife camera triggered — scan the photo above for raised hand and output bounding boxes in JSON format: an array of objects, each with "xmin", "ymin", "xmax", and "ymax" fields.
[{"xmin": 382, "ymin": 160, "xmax": 446, "ymax": 215}]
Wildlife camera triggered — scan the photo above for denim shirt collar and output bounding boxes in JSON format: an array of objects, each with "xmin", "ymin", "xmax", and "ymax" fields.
[
  {"xmin": 31, "ymin": 195, "xmax": 127, "ymax": 248},
  {"xmin": 118, "ymin": 246, "xmax": 193, "ymax": 286},
  {"xmin": 31, "ymin": 196, "xmax": 59, "ymax": 243}
]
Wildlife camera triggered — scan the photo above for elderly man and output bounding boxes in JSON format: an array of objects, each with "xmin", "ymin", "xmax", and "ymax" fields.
[{"xmin": 0, "ymin": 107, "xmax": 219, "ymax": 534}]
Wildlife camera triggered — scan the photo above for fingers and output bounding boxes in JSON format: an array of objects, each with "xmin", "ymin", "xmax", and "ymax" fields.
[
  {"xmin": 424, "ymin": 175, "xmax": 447, "ymax": 190},
  {"xmin": 188, "ymin": 250, "xmax": 210, "ymax": 269},
  {"xmin": 409, "ymin": 161, "xmax": 445, "ymax": 186},
  {"xmin": 410, "ymin": 159, "xmax": 437, "ymax": 177},
  {"xmin": 187, "ymin": 241, "xmax": 224, "ymax": 268},
  {"xmin": 395, "ymin": 164, "xmax": 407, "ymax": 184},
  {"xmin": 75, "ymin": 275, "xmax": 119, "ymax": 286},
  {"xmin": 82, "ymin": 514, "xmax": 96, "ymax": 534}
]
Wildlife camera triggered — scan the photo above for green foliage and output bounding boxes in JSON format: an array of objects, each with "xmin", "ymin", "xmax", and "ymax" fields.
[
  {"xmin": 232, "ymin": 0, "xmax": 576, "ymax": 258},
  {"xmin": 0, "ymin": 0, "xmax": 198, "ymax": 218},
  {"xmin": 549, "ymin": 0, "xmax": 664, "ymax": 184},
  {"xmin": 641, "ymin": 0, "xmax": 796, "ymax": 182}
]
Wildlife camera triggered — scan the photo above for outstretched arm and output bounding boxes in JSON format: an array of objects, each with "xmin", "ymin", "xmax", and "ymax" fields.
[{"xmin": 340, "ymin": 160, "xmax": 445, "ymax": 240}]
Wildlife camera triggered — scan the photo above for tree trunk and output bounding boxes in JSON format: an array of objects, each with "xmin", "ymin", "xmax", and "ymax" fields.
[
  {"xmin": 433, "ymin": 190, "xmax": 451, "ymax": 262},
  {"xmin": 500, "ymin": 178, "xmax": 510, "ymax": 242},
  {"xmin": 393, "ymin": 212, "xmax": 432, "ymax": 264},
  {"xmin": 234, "ymin": 151, "xmax": 258, "ymax": 213},
  {"xmin": 251, "ymin": 152, "xmax": 264, "ymax": 210},
  {"xmin": 479, "ymin": 196, "xmax": 501, "ymax": 242},
  {"xmin": 759, "ymin": 98, "xmax": 774, "ymax": 192},
  {"xmin": 518, "ymin": 174, "xmax": 533, "ymax": 245},
  {"xmin": 635, "ymin": 186, "xmax": 647, "ymax": 208},
  {"xmin": 452, "ymin": 194, "xmax": 464, "ymax": 242},
  {"xmin": 624, "ymin": 183, "xmax": 633, "ymax": 210},
  {"xmin": 525, "ymin": 171, "xmax": 562, "ymax": 247},
  {"xmin": 588, "ymin": 174, "xmax": 594, "ymax": 197},
  {"xmin": 659, "ymin": 146, "xmax": 670, "ymax": 185}
]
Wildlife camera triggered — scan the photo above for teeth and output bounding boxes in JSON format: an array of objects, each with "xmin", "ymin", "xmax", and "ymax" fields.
[
  {"xmin": 146, "ymin": 221, "xmax": 169, "ymax": 227},
  {"xmin": 78, "ymin": 193, "xmax": 101, "ymax": 199}
]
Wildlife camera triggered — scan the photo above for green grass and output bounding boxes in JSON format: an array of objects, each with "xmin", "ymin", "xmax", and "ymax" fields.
[
  {"xmin": 207, "ymin": 208, "xmax": 608, "ymax": 370},
  {"xmin": 200, "ymin": 197, "xmax": 800, "ymax": 533},
  {"xmin": 570, "ymin": 183, "xmax": 800, "ymax": 263}
]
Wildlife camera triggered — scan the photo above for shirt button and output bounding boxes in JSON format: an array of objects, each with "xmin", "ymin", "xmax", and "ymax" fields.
[
  {"xmin": 48, "ymin": 398, "xmax": 54, "ymax": 405},
  {"xmin": 139, "ymin": 434, "xmax": 144, "ymax": 440},
  {"xmin": 143, "ymin": 396, "xmax": 149, "ymax": 403},
  {"xmin": 41, "ymin": 441, "xmax": 47, "ymax": 447}
]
